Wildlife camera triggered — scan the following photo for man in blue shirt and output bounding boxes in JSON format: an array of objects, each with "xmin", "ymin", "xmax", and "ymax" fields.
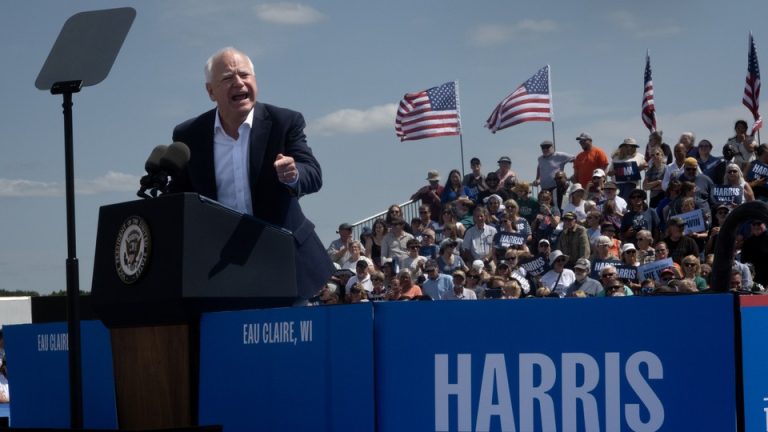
[{"xmin": 422, "ymin": 260, "xmax": 454, "ymax": 300}]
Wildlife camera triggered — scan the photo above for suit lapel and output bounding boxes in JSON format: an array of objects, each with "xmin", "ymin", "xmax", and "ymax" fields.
[
  {"xmin": 196, "ymin": 109, "xmax": 218, "ymax": 199},
  {"xmin": 248, "ymin": 103, "xmax": 272, "ymax": 189}
]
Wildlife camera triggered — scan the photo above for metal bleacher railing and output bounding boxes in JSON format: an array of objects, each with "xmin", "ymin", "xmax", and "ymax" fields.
[
  {"xmin": 350, "ymin": 199, "xmax": 422, "ymax": 239},
  {"xmin": 349, "ymin": 183, "xmax": 540, "ymax": 239}
]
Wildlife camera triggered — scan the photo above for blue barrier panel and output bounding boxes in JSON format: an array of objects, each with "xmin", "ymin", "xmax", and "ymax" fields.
[
  {"xmin": 740, "ymin": 296, "xmax": 768, "ymax": 432},
  {"xmin": 198, "ymin": 303, "xmax": 375, "ymax": 432},
  {"xmin": 3, "ymin": 320, "xmax": 117, "ymax": 428},
  {"xmin": 375, "ymin": 295, "xmax": 737, "ymax": 432}
]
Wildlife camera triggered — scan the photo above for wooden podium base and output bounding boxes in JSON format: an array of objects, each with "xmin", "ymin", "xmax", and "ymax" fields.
[{"xmin": 110, "ymin": 324, "xmax": 197, "ymax": 430}]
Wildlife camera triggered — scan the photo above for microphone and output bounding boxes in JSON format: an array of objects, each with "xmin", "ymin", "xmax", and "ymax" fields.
[
  {"xmin": 159, "ymin": 142, "xmax": 191, "ymax": 177},
  {"xmin": 137, "ymin": 142, "xmax": 191, "ymax": 199},
  {"xmin": 145, "ymin": 144, "xmax": 168, "ymax": 174},
  {"xmin": 137, "ymin": 145, "xmax": 169, "ymax": 199}
]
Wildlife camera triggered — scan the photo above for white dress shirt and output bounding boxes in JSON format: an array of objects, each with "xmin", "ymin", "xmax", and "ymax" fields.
[{"xmin": 213, "ymin": 109, "xmax": 254, "ymax": 215}]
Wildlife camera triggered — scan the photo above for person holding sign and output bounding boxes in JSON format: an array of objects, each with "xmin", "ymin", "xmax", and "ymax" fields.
[
  {"xmin": 746, "ymin": 143, "xmax": 768, "ymax": 202},
  {"xmin": 620, "ymin": 243, "xmax": 642, "ymax": 292},
  {"xmin": 608, "ymin": 138, "xmax": 647, "ymax": 199},
  {"xmin": 695, "ymin": 140, "xmax": 721, "ymax": 181},
  {"xmin": 621, "ymin": 188, "xmax": 660, "ymax": 245},
  {"xmin": 678, "ymin": 198, "xmax": 708, "ymax": 252},
  {"xmin": 716, "ymin": 163, "xmax": 754, "ymax": 204},
  {"xmin": 663, "ymin": 217, "xmax": 699, "ymax": 265}
]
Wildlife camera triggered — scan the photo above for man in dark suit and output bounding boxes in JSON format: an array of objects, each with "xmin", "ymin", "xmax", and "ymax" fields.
[{"xmin": 171, "ymin": 47, "xmax": 333, "ymax": 300}]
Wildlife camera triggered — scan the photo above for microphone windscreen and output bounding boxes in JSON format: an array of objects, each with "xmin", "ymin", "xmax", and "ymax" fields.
[
  {"xmin": 159, "ymin": 142, "xmax": 191, "ymax": 175},
  {"xmin": 144, "ymin": 145, "xmax": 168, "ymax": 172}
]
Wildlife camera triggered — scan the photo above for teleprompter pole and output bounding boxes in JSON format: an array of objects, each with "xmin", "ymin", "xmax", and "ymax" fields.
[{"xmin": 52, "ymin": 79, "xmax": 84, "ymax": 429}]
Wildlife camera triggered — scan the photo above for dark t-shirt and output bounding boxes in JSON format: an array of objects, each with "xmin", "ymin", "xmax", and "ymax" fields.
[
  {"xmin": 663, "ymin": 235, "xmax": 699, "ymax": 265},
  {"xmin": 620, "ymin": 207, "xmax": 660, "ymax": 243}
]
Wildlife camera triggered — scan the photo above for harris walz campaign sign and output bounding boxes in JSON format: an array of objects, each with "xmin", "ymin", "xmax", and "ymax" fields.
[{"xmin": 374, "ymin": 295, "xmax": 736, "ymax": 432}]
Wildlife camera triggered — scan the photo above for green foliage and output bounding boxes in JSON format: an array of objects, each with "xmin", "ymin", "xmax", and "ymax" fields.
[
  {"xmin": 48, "ymin": 290, "xmax": 90, "ymax": 296},
  {"xmin": 0, "ymin": 289, "xmax": 39, "ymax": 297}
]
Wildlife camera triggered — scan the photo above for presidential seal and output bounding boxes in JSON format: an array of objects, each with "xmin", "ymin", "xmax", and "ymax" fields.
[{"xmin": 114, "ymin": 215, "xmax": 151, "ymax": 284}]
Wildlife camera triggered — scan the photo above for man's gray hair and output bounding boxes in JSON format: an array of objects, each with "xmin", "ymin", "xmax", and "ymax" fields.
[
  {"xmin": 204, "ymin": 47, "xmax": 255, "ymax": 83},
  {"xmin": 600, "ymin": 265, "xmax": 617, "ymax": 276}
]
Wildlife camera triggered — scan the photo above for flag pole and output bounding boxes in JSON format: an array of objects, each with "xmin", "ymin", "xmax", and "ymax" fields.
[
  {"xmin": 456, "ymin": 79, "xmax": 465, "ymax": 177},
  {"xmin": 551, "ymin": 121, "xmax": 556, "ymax": 149},
  {"xmin": 459, "ymin": 134, "xmax": 466, "ymax": 178},
  {"xmin": 548, "ymin": 65, "xmax": 556, "ymax": 150}
]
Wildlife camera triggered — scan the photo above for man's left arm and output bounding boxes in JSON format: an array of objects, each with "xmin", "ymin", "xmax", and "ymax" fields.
[{"xmin": 274, "ymin": 112, "xmax": 322, "ymax": 196}]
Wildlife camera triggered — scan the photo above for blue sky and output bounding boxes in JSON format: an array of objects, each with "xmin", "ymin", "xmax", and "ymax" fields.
[{"xmin": 1, "ymin": 0, "xmax": 765, "ymax": 294}]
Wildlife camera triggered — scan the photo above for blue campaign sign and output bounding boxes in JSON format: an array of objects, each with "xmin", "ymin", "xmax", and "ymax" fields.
[
  {"xmin": 747, "ymin": 160, "xmax": 768, "ymax": 181},
  {"xmin": 739, "ymin": 296, "xmax": 768, "ymax": 432},
  {"xmin": 613, "ymin": 161, "xmax": 641, "ymax": 182},
  {"xmin": 374, "ymin": 295, "xmax": 736, "ymax": 432},
  {"xmin": 198, "ymin": 304, "xmax": 375, "ymax": 432},
  {"xmin": 3, "ymin": 320, "xmax": 117, "ymax": 428}
]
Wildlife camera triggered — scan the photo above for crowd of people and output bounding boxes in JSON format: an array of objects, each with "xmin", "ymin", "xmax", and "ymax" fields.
[{"xmin": 315, "ymin": 120, "xmax": 768, "ymax": 304}]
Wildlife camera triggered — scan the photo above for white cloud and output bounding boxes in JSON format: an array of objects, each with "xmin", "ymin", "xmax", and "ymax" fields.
[
  {"xmin": 309, "ymin": 104, "xmax": 398, "ymax": 136},
  {"xmin": 517, "ymin": 19, "xmax": 558, "ymax": 33},
  {"xmin": 0, "ymin": 179, "xmax": 60, "ymax": 197},
  {"xmin": 608, "ymin": 11, "xmax": 681, "ymax": 38},
  {"xmin": 469, "ymin": 20, "xmax": 557, "ymax": 46},
  {"xmin": 77, "ymin": 172, "xmax": 141, "ymax": 195},
  {"xmin": 0, "ymin": 171, "xmax": 141, "ymax": 197},
  {"xmin": 254, "ymin": 3, "xmax": 325, "ymax": 25}
]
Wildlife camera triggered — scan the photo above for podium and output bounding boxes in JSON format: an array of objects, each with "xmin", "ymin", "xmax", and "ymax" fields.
[{"xmin": 91, "ymin": 193, "xmax": 297, "ymax": 430}]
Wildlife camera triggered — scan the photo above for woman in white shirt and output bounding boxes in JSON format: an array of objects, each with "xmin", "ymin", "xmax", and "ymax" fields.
[
  {"xmin": 561, "ymin": 183, "xmax": 590, "ymax": 223},
  {"xmin": 539, "ymin": 250, "xmax": 575, "ymax": 298}
]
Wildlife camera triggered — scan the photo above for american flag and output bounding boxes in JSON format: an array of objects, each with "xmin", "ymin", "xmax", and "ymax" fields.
[
  {"xmin": 642, "ymin": 51, "xmax": 657, "ymax": 133},
  {"xmin": 744, "ymin": 32, "xmax": 763, "ymax": 134},
  {"xmin": 485, "ymin": 65, "xmax": 552, "ymax": 133},
  {"xmin": 395, "ymin": 81, "xmax": 461, "ymax": 141}
]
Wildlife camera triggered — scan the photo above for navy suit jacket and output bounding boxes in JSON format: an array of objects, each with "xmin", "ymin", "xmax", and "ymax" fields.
[{"xmin": 171, "ymin": 102, "xmax": 333, "ymax": 298}]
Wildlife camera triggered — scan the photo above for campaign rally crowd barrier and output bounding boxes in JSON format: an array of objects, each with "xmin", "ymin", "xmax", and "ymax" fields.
[{"xmin": 5, "ymin": 293, "xmax": 768, "ymax": 431}]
